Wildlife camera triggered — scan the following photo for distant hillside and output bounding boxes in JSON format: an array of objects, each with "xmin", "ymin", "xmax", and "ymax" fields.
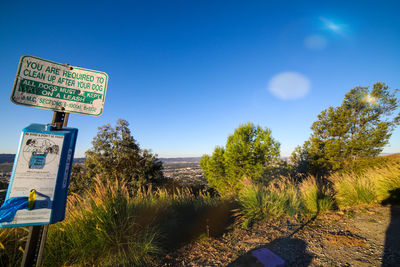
[
  {"xmin": 384, "ymin": 153, "xmax": 400, "ymax": 159},
  {"xmin": 159, "ymin": 157, "xmax": 201, "ymax": 163},
  {"xmin": 67, "ymin": 157, "xmax": 202, "ymax": 164},
  {"xmin": 1, "ymin": 153, "xmax": 398, "ymax": 166},
  {"xmin": 0, "ymin": 154, "xmax": 15, "ymax": 164}
]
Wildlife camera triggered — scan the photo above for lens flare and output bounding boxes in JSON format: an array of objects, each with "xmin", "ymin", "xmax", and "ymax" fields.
[
  {"xmin": 363, "ymin": 94, "xmax": 377, "ymax": 105},
  {"xmin": 268, "ymin": 72, "xmax": 311, "ymax": 100},
  {"xmin": 319, "ymin": 17, "xmax": 343, "ymax": 34}
]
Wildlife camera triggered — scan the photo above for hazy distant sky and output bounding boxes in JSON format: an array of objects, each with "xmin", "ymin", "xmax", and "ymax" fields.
[{"xmin": 1, "ymin": 0, "xmax": 400, "ymax": 157}]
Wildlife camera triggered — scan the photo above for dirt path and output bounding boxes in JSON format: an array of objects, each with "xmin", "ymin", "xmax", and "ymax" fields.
[{"xmin": 160, "ymin": 205, "xmax": 400, "ymax": 266}]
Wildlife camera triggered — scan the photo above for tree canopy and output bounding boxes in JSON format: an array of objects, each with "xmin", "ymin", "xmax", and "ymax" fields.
[
  {"xmin": 70, "ymin": 119, "xmax": 163, "ymax": 194},
  {"xmin": 200, "ymin": 122, "xmax": 280, "ymax": 197},
  {"xmin": 292, "ymin": 82, "xmax": 400, "ymax": 175}
]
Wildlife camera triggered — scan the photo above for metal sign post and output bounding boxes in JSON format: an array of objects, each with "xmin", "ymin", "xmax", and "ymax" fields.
[
  {"xmin": 21, "ymin": 225, "xmax": 48, "ymax": 267},
  {"xmin": 21, "ymin": 111, "xmax": 68, "ymax": 267}
]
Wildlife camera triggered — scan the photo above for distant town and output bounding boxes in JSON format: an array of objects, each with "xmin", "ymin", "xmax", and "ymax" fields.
[
  {"xmin": 162, "ymin": 158, "xmax": 207, "ymax": 188},
  {"xmin": 0, "ymin": 154, "xmax": 207, "ymax": 190}
]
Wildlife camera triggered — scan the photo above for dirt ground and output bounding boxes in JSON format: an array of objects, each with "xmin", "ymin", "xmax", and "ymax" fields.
[{"xmin": 160, "ymin": 205, "xmax": 400, "ymax": 266}]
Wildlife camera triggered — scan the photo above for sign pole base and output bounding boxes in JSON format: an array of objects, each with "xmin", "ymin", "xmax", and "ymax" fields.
[{"xmin": 20, "ymin": 225, "xmax": 48, "ymax": 267}]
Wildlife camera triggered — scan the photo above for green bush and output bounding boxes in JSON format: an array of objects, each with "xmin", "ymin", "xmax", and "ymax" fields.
[
  {"xmin": 200, "ymin": 123, "xmax": 280, "ymax": 197},
  {"xmin": 71, "ymin": 119, "xmax": 164, "ymax": 194}
]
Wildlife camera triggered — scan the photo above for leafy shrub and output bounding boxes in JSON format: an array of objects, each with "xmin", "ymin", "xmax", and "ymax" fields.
[
  {"xmin": 200, "ymin": 123, "xmax": 280, "ymax": 197},
  {"xmin": 71, "ymin": 119, "xmax": 164, "ymax": 194}
]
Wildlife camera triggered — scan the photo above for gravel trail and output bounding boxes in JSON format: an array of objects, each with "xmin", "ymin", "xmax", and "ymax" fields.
[{"xmin": 160, "ymin": 205, "xmax": 400, "ymax": 266}]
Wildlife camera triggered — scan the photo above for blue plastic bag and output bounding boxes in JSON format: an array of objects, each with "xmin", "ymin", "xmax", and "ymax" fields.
[{"xmin": 0, "ymin": 197, "xmax": 29, "ymax": 223}]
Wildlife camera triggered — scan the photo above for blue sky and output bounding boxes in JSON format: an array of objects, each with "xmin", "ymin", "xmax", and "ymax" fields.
[{"xmin": 1, "ymin": 0, "xmax": 400, "ymax": 157}]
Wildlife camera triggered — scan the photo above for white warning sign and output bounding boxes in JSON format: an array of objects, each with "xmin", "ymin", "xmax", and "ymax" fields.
[
  {"xmin": 3, "ymin": 132, "xmax": 64, "ymax": 225},
  {"xmin": 11, "ymin": 55, "xmax": 108, "ymax": 116}
]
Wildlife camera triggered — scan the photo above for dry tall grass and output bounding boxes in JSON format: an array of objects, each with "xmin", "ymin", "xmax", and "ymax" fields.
[
  {"xmin": 299, "ymin": 176, "xmax": 334, "ymax": 214},
  {"xmin": 43, "ymin": 176, "xmax": 226, "ymax": 266},
  {"xmin": 0, "ymin": 227, "xmax": 28, "ymax": 266},
  {"xmin": 1, "ymin": 158, "xmax": 398, "ymax": 265},
  {"xmin": 237, "ymin": 160, "xmax": 400, "ymax": 225},
  {"xmin": 333, "ymin": 162, "xmax": 400, "ymax": 208},
  {"xmin": 374, "ymin": 162, "xmax": 400, "ymax": 202},
  {"xmin": 45, "ymin": 177, "xmax": 161, "ymax": 266},
  {"xmin": 237, "ymin": 178, "xmax": 302, "ymax": 227}
]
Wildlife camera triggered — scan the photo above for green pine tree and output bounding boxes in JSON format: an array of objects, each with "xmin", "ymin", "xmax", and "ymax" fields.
[
  {"xmin": 297, "ymin": 82, "xmax": 400, "ymax": 175},
  {"xmin": 200, "ymin": 122, "xmax": 280, "ymax": 197},
  {"xmin": 70, "ymin": 119, "xmax": 163, "ymax": 193}
]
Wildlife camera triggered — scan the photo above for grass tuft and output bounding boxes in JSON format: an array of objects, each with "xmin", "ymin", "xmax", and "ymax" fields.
[
  {"xmin": 333, "ymin": 162, "xmax": 400, "ymax": 208},
  {"xmin": 0, "ymin": 227, "xmax": 28, "ymax": 267},
  {"xmin": 300, "ymin": 176, "xmax": 334, "ymax": 214},
  {"xmin": 333, "ymin": 171, "xmax": 377, "ymax": 208},
  {"xmin": 43, "ymin": 176, "xmax": 230, "ymax": 266},
  {"xmin": 0, "ymin": 158, "xmax": 398, "ymax": 266},
  {"xmin": 237, "ymin": 179, "xmax": 301, "ymax": 227},
  {"xmin": 44, "ymin": 177, "xmax": 162, "ymax": 266},
  {"xmin": 374, "ymin": 163, "xmax": 400, "ymax": 203}
]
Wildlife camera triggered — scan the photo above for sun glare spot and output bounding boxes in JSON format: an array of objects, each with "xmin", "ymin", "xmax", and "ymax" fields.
[
  {"xmin": 363, "ymin": 94, "xmax": 377, "ymax": 105},
  {"xmin": 319, "ymin": 17, "xmax": 343, "ymax": 34},
  {"xmin": 327, "ymin": 22, "xmax": 340, "ymax": 32}
]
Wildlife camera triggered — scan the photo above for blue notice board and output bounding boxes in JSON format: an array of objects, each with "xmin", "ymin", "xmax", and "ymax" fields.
[{"xmin": 0, "ymin": 124, "xmax": 78, "ymax": 228}]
